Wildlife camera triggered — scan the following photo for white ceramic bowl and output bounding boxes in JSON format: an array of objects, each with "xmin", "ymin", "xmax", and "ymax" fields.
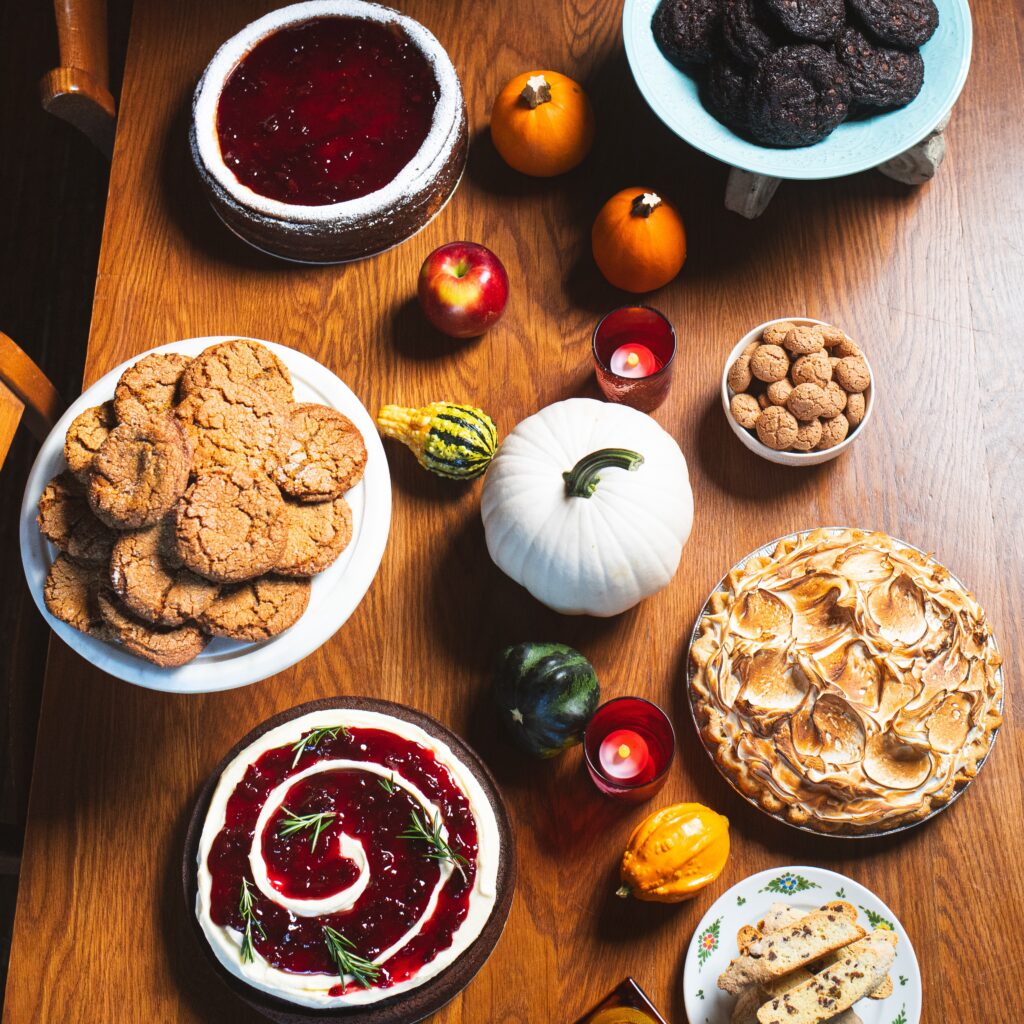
[
  {"xmin": 20, "ymin": 337, "xmax": 391, "ymax": 694},
  {"xmin": 720, "ymin": 317, "xmax": 874, "ymax": 467}
]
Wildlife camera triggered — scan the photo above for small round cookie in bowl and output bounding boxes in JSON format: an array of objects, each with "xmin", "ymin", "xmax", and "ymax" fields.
[{"xmin": 721, "ymin": 317, "xmax": 874, "ymax": 466}]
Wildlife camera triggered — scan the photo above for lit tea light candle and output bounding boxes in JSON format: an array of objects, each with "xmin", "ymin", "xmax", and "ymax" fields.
[
  {"xmin": 598, "ymin": 729, "xmax": 650, "ymax": 782},
  {"xmin": 608, "ymin": 342, "xmax": 659, "ymax": 378}
]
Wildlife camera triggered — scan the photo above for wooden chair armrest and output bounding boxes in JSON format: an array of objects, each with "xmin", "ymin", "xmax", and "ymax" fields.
[
  {"xmin": 39, "ymin": 0, "xmax": 117, "ymax": 157},
  {"xmin": 0, "ymin": 333, "xmax": 64, "ymax": 443}
]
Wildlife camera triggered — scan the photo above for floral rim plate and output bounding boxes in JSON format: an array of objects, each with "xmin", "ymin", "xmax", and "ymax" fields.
[
  {"xmin": 683, "ymin": 866, "xmax": 922, "ymax": 1024},
  {"xmin": 622, "ymin": 0, "xmax": 971, "ymax": 180},
  {"xmin": 685, "ymin": 527, "xmax": 1004, "ymax": 839},
  {"xmin": 19, "ymin": 337, "xmax": 391, "ymax": 694}
]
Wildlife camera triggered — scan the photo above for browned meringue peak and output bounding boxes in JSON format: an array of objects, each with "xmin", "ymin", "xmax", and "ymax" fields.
[
  {"xmin": 926, "ymin": 693, "xmax": 974, "ymax": 753},
  {"xmin": 865, "ymin": 571, "xmax": 927, "ymax": 646},
  {"xmin": 833, "ymin": 543, "xmax": 894, "ymax": 583},
  {"xmin": 774, "ymin": 572, "xmax": 855, "ymax": 646},
  {"xmin": 736, "ymin": 648, "xmax": 810, "ymax": 712},
  {"xmin": 862, "ymin": 730, "xmax": 933, "ymax": 790},
  {"xmin": 815, "ymin": 638, "xmax": 884, "ymax": 710},
  {"xmin": 732, "ymin": 587, "xmax": 793, "ymax": 639},
  {"xmin": 912, "ymin": 643, "xmax": 969, "ymax": 710}
]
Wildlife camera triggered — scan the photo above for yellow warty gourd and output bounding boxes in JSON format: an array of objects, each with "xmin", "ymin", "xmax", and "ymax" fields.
[{"xmin": 616, "ymin": 802, "xmax": 730, "ymax": 902}]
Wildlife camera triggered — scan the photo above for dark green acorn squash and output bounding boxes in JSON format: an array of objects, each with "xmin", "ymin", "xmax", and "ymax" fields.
[{"xmin": 493, "ymin": 642, "xmax": 600, "ymax": 758}]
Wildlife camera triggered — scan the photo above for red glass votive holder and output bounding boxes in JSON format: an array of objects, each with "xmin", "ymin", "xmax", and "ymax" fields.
[
  {"xmin": 583, "ymin": 697, "xmax": 675, "ymax": 803},
  {"xmin": 592, "ymin": 305, "xmax": 676, "ymax": 412}
]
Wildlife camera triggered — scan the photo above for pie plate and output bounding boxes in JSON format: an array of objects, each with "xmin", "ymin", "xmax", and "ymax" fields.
[
  {"xmin": 19, "ymin": 337, "xmax": 391, "ymax": 693},
  {"xmin": 685, "ymin": 528, "xmax": 1004, "ymax": 838},
  {"xmin": 683, "ymin": 865, "xmax": 922, "ymax": 1024},
  {"xmin": 622, "ymin": 0, "xmax": 971, "ymax": 181}
]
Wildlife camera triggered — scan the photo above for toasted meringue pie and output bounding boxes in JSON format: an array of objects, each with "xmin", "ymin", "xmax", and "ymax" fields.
[{"xmin": 690, "ymin": 528, "xmax": 1003, "ymax": 834}]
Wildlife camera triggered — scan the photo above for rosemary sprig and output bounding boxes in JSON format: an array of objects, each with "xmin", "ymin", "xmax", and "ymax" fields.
[
  {"xmin": 322, "ymin": 926, "xmax": 380, "ymax": 989},
  {"xmin": 291, "ymin": 725, "xmax": 350, "ymax": 768},
  {"xmin": 399, "ymin": 809, "xmax": 469, "ymax": 880},
  {"xmin": 238, "ymin": 878, "xmax": 266, "ymax": 964},
  {"xmin": 278, "ymin": 807, "xmax": 336, "ymax": 852},
  {"xmin": 378, "ymin": 773, "xmax": 397, "ymax": 795}
]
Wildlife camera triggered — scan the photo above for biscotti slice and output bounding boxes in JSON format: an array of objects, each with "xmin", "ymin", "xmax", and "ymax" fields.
[
  {"xmin": 739, "ymin": 904, "xmax": 804, "ymax": 952},
  {"xmin": 732, "ymin": 984, "xmax": 863, "ymax": 1024},
  {"xmin": 755, "ymin": 929, "xmax": 897, "ymax": 1024},
  {"xmin": 868, "ymin": 974, "xmax": 893, "ymax": 999},
  {"xmin": 718, "ymin": 902, "xmax": 864, "ymax": 995}
]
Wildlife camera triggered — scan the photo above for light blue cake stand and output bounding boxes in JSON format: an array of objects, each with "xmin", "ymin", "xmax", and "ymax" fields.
[{"xmin": 623, "ymin": 0, "xmax": 972, "ymax": 216}]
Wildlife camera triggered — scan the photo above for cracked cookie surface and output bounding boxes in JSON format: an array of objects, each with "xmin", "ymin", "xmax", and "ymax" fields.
[
  {"xmin": 87, "ymin": 415, "xmax": 192, "ymax": 528},
  {"xmin": 64, "ymin": 402, "xmax": 117, "ymax": 481},
  {"xmin": 277, "ymin": 496, "xmax": 353, "ymax": 578},
  {"xmin": 272, "ymin": 404, "xmax": 367, "ymax": 502},
  {"xmin": 44, "ymin": 554, "xmax": 110, "ymax": 637},
  {"xmin": 199, "ymin": 575, "xmax": 311, "ymax": 641},
  {"xmin": 113, "ymin": 352, "xmax": 192, "ymax": 424},
  {"xmin": 97, "ymin": 588, "xmax": 209, "ymax": 667},
  {"xmin": 37, "ymin": 471, "xmax": 115, "ymax": 565},
  {"xmin": 179, "ymin": 339, "xmax": 293, "ymax": 407},
  {"xmin": 174, "ymin": 469, "xmax": 288, "ymax": 583},
  {"xmin": 110, "ymin": 518, "xmax": 220, "ymax": 625}
]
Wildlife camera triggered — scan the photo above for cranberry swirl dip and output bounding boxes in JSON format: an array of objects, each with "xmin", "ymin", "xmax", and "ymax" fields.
[
  {"xmin": 194, "ymin": 705, "xmax": 503, "ymax": 1008},
  {"xmin": 689, "ymin": 528, "xmax": 1003, "ymax": 835}
]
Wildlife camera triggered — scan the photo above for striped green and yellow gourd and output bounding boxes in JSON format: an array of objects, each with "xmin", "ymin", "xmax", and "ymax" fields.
[{"xmin": 376, "ymin": 402, "xmax": 498, "ymax": 480}]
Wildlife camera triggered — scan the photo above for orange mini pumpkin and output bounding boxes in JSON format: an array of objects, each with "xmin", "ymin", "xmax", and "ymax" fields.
[
  {"xmin": 592, "ymin": 188, "xmax": 687, "ymax": 293},
  {"xmin": 490, "ymin": 70, "xmax": 594, "ymax": 177}
]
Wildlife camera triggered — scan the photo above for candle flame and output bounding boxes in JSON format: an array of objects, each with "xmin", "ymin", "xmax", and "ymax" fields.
[
  {"xmin": 626, "ymin": 352, "xmax": 640, "ymax": 368},
  {"xmin": 617, "ymin": 743, "xmax": 631, "ymax": 759}
]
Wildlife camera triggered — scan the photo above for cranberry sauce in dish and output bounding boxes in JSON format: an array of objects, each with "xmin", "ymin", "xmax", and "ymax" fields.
[
  {"xmin": 216, "ymin": 16, "xmax": 440, "ymax": 206},
  {"xmin": 195, "ymin": 709, "xmax": 501, "ymax": 1008}
]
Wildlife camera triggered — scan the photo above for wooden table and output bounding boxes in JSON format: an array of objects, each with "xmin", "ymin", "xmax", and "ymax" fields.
[{"xmin": 5, "ymin": 1, "xmax": 1023, "ymax": 1020}]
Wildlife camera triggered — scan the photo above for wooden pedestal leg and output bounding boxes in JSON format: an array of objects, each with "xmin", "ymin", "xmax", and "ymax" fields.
[
  {"xmin": 724, "ymin": 168, "xmax": 782, "ymax": 219},
  {"xmin": 876, "ymin": 111, "xmax": 951, "ymax": 185}
]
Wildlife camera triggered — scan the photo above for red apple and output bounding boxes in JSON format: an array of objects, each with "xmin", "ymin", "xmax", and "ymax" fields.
[{"xmin": 417, "ymin": 242, "xmax": 509, "ymax": 338}]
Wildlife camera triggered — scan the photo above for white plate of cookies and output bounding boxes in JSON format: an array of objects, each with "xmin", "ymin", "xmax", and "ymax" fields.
[
  {"xmin": 19, "ymin": 337, "xmax": 390, "ymax": 693},
  {"xmin": 684, "ymin": 866, "xmax": 921, "ymax": 1024}
]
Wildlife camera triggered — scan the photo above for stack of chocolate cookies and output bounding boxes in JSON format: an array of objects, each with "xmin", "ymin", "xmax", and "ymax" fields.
[
  {"xmin": 653, "ymin": 0, "xmax": 936, "ymax": 146},
  {"xmin": 38, "ymin": 340, "xmax": 366, "ymax": 668}
]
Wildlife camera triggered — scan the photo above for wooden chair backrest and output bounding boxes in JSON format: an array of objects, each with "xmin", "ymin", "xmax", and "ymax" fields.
[{"xmin": 0, "ymin": 333, "xmax": 64, "ymax": 469}]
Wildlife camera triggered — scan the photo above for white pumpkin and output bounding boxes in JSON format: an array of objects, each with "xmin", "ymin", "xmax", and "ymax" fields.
[{"xmin": 481, "ymin": 398, "xmax": 694, "ymax": 616}]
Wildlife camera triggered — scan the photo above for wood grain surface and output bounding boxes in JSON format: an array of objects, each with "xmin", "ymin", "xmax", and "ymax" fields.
[{"xmin": 4, "ymin": 1, "xmax": 1023, "ymax": 1021}]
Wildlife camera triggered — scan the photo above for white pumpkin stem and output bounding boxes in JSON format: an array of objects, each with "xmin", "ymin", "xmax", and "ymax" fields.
[
  {"xmin": 563, "ymin": 448, "xmax": 644, "ymax": 498},
  {"xmin": 520, "ymin": 74, "xmax": 552, "ymax": 109},
  {"xmin": 631, "ymin": 192, "xmax": 662, "ymax": 217}
]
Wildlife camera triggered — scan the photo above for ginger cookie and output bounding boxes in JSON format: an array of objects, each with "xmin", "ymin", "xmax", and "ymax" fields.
[
  {"xmin": 175, "ymin": 384, "xmax": 288, "ymax": 477},
  {"xmin": 88, "ymin": 415, "xmax": 192, "ymax": 529},
  {"xmin": 64, "ymin": 402, "xmax": 117, "ymax": 481},
  {"xmin": 175, "ymin": 469, "xmax": 288, "ymax": 583},
  {"xmin": 113, "ymin": 352, "xmax": 191, "ymax": 424},
  {"xmin": 730, "ymin": 393, "xmax": 761, "ymax": 429},
  {"xmin": 750, "ymin": 344, "xmax": 790, "ymax": 383},
  {"xmin": 277, "ymin": 496, "xmax": 353, "ymax": 578},
  {"xmin": 817, "ymin": 412, "xmax": 850, "ymax": 450},
  {"xmin": 37, "ymin": 471, "xmax": 115, "ymax": 566},
  {"xmin": 110, "ymin": 518, "xmax": 219, "ymax": 626},
  {"xmin": 43, "ymin": 554, "xmax": 110, "ymax": 637},
  {"xmin": 199, "ymin": 575, "xmax": 311, "ymax": 641},
  {"xmin": 180, "ymin": 339, "xmax": 293, "ymax": 407},
  {"xmin": 272, "ymin": 404, "xmax": 367, "ymax": 503},
  {"xmin": 755, "ymin": 405, "xmax": 799, "ymax": 450},
  {"xmin": 96, "ymin": 589, "xmax": 209, "ymax": 667}
]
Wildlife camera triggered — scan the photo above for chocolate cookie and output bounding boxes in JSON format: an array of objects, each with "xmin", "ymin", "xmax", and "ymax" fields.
[
  {"xmin": 763, "ymin": 0, "xmax": 843, "ymax": 42},
  {"xmin": 747, "ymin": 45, "xmax": 851, "ymax": 146},
  {"xmin": 652, "ymin": 0, "xmax": 723, "ymax": 65},
  {"xmin": 175, "ymin": 469, "xmax": 288, "ymax": 583},
  {"xmin": 110, "ymin": 518, "xmax": 220, "ymax": 626},
  {"xmin": 276, "ymin": 496, "xmax": 353, "ymax": 578},
  {"xmin": 180, "ymin": 339, "xmax": 293, "ymax": 407},
  {"xmin": 271, "ymin": 404, "xmax": 367, "ymax": 503},
  {"xmin": 64, "ymin": 402, "xmax": 117, "ymax": 482},
  {"xmin": 37, "ymin": 471, "xmax": 115, "ymax": 565},
  {"xmin": 175, "ymin": 384, "xmax": 288, "ymax": 477},
  {"xmin": 97, "ymin": 589, "xmax": 209, "ymax": 667},
  {"xmin": 199, "ymin": 575, "xmax": 311, "ymax": 642},
  {"xmin": 88, "ymin": 415, "xmax": 192, "ymax": 528},
  {"xmin": 43, "ymin": 554, "xmax": 109, "ymax": 637},
  {"xmin": 704, "ymin": 55, "xmax": 753, "ymax": 132},
  {"xmin": 847, "ymin": 0, "xmax": 937, "ymax": 48},
  {"xmin": 113, "ymin": 352, "xmax": 191, "ymax": 424},
  {"xmin": 722, "ymin": 0, "xmax": 781, "ymax": 66},
  {"xmin": 836, "ymin": 25, "xmax": 924, "ymax": 107}
]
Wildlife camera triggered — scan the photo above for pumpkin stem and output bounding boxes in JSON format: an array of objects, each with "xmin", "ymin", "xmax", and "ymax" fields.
[
  {"xmin": 563, "ymin": 448, "xmax": 644, "ymax": 498},
  {"xmin": 520, "ymin": 74, "xmax": 552, "ymax": 109},
  {"xmin": 631, "ymin": 192, "xmax": 662, "ymax": 218},
  {"xmin": 615, "ymin": 885, "xmax": 631, "ymax": 899}
]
